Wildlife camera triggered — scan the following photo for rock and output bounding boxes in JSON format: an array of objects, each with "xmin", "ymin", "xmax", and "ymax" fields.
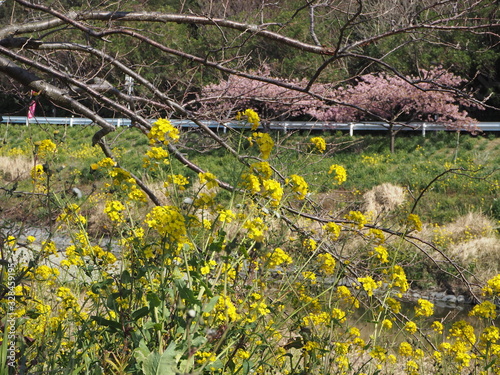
[{"xmin": 442, "ymin": 294, "xmax": 457, "ymax": 304}]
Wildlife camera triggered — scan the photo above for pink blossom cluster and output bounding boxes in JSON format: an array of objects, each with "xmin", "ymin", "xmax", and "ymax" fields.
[{"xmin": 197, "ymin": 67, "xmax": 482, "ymax": 128}]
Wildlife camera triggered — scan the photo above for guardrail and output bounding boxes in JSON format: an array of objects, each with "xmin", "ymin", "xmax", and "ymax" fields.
[{"xmin": 2, "ymin": 116, "xmax": 499, "ymax": 136}]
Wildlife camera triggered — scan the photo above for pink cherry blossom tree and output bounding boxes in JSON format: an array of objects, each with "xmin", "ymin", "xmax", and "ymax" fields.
[
  {"xmin": 198, "ymin": 67, "xmax": 482, "ymax": 152},
  {"xmin": 309, "ymin": 68, "xmax": 483, "ymax": 152}
]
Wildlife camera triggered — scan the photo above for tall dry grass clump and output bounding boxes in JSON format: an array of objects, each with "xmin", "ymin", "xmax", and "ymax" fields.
[
  {"xmin": 428, "ymin": 212, "xmax": 500, "ymax": 281},
  {"xmin": 362, "ymin": 182, "xmax": 406, "ymax": 217},
  {"xmin": 0, "ymin": 155, "xmax": 32, "ymax": 181}
]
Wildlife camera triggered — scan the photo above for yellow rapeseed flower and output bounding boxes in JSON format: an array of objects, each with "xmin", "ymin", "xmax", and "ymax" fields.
[
  {"xmin": 262, "ymin": 179, "xmax": 283, "ymax": 206},
  {"xmin": 302, "ymin": 238, "xmax": 317, "ymax": 252},
  {"xmin": 243, "ymin": 217, "xmax": 267, "ymax": 242},
  {"xmin": 250, "ymin": 161, "xmax": 273, "ymax": 179},
  {"xmin": 399, "ymin": 341, "xmax": 413, "ymax": 357},
  {"xmin": 236, "ymin": 109, "xmax": 260, "ymax": 130},
  {"xmin": 199, "ymin": 172, "xmax": 218, "ymax": 189},
  {"xmin": 266, "ymin": 247, "xmax": 293, "ymax": 268},
  {"xmin": 345, "ymin": 211, "xmax": 367, "ymax": 229},
  {"xmin": 104, "ymin": 200, "xmax": 126, "ymax": 223},
  {"xmin": 407, "ymin": 213, "xmax": 423, "ymax": 232},
  {"xmin": 317, "ymin": 253, "xmax": 336, "ymax": 275},
  {"xmin": 35, "ymin": 139, "xmax": 57, "ymax": 159},
  {"xmin": 415, "ymin": 298, "xmax": 434, "ymax": 317},
  {"xmin": 252, "ymin": 132, "xmax": 274, "ymax": 159},
  {"xmin": 357, "ymin": 276, "xmax": 381, "ymax": 297},
  {"xmin": 483, "ymin": 274, "xmax": 500, "ymax": 296},
  {"xmin": 323, "ymin": 222, "xmax": 341, "ymax": 240},
  {"xmin": 405, "ymin": 321, "xmax": 418, "ymax": 334},
  {"xmin": 241, "ymin": 173, "xmax": 261, "ymax": 193},
  {"xmin": 147, "ymin": 118, "xmax": 180, "ymax": 145},
  {"xmin": 432, "ymin": 320, "xmax": 444, "ymax": 334},
  {"xmin": 328, "ymin": 164, "xmax": 347, "ymax": 185},
  {"xmin": 381, "ymin": 318, "xmax": 393, "ymax": 330},
  {"xmin": 287, "ymin": 174, "xmax": 308, "ymax": 199},
  {"xmin": 310, "ymin": 136, "xmax": 326, "ymax": 153}
]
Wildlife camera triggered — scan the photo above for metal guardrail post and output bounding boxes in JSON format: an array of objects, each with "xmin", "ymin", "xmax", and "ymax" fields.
[
  {"xmin": 422, "ymin": 123, "xmax": 426, "ymax": 137},
  {"xmin": 349, "ymin": 123, "xmax": 354, "ymax": 137}
]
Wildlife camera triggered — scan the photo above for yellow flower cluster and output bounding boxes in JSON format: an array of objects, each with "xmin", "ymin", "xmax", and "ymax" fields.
[
  {"xmin": 328, "ymin": 164, "xmax": 347, "ymax": 185},
  {"xmin": 166, "ymin": 174, "xmax": 189, "ymax": 190},
  {"xmin": 371, "ymin": 245, "xmax": 389, "ymax": 263},
  {"xmin": 57, "ymin": 203, "xmax": 87, "ymax": 227},
  {"xmin": 90, "ymin": 157, "xmax": 116, "ymax": 170},
  {"xmin": 470, "ymin": 300, "xmax": 497, "ymax": 319},
  {"xmin": 405, "ymin": 321, "xmax": 418, "ymax": 334},
  {"xmin": 145, "ymin": 205, "xmax": 187, "ymax": 242},
  {"xmin": 212, "ymin": 294, "xmax": 240, "ymax": 323},
  {"xmin": 236, "ymin": 108, "xmax": 260, "ymax": 130},
  {"xmin": 252, "ymin": 132, "xmax": 274, "ymax": 160},
  {"xmin": 195, "ymin": 351, "xmax": 217, "ymax": 365},
  {"xmin": 143, "ymin": 146, "xmax": 169, "ymax": 169},
  {"xmin": 323, "ymin": 222, "xmax": 341, "ymax": 240},
  {"xmin": 387, "ymin": 265, "xmax": 409, "ymax": 294},
  {"xmin": 414, "ymin": 298, "xmax": 434, "ymax": 317},
  {"xmin": 317, "ymin": 253, "xmax": 336, "ymax": 275},
  {"xmin": 310, "ymin": 136, "xmax": 326, "ymax": 153},
  {"xmin": 302, "ymin": 238, "xmax": 317, "ymax": 252},
  {"xmin": 262, "ymin": 179, "xmax": 283, "ymax": 206},
  {"xmin": 287, "ymin": 174, "xmax": 308, "ymax": 199},
  {"xmin": 34, "ymin": 139, "xmax": 57, "ymax": 159},
  {"xmin": 31, "ymin": 164, "xmax": 46, "ymax": 192},
  {"xmin": 241, "ymin": 173, "xmax": 261, "ymax": 193},
  {"xmin": 147, "ymin": 118, "xmax": 180, "ymax": 145},
  {"xmin": 483, "ymin": 274, "xmax": 500, "ymax": 296},
  {"xmin": 439, "ymin": 320, "xmax": 477, "ymax": 369},
  {"xmin": 104, "ymin": 200, "xmax": 126, "ymax": 223},
  {"xmin": 194, "ymin": 192, "xmax": 215, "ymax": 209},
  {"xmin": 250, "ymin": 161, "xmax": 273, "ymax": 179},
  {"xmin": 407, "ymin": 213, "xmax": 423, "ymax": 232},
  {"xmin": 199, "ymin": 171, "xmax": 218, "ymax": 189},
  {"xmin": 366, "ymin": 228, "xmax": 386, "ymax": 244},
  {"xmin": 266, "ymin": 247, "xmax": 293, "ymax": 268},
  {"xmin": 357, "ymin": 276, "xmax": 381, "ymax": 297},
  {"xmin": 243, "ymin": 217, "xmax": 267, "ymax": 242},
  {"xmin": 432, "ymin": 320, "xmax": 444, "ymax": 334},
  {"xmin": 302, "ymin": 271, "xmax": 317, "ymax": 283},
  {"xmin": 336, "ymin": 286, "xmax": 360, "ymax": 309},
  {"xmin": 217, "ymin": 209, "xmax": 236, "ymax": 223},
  {"xmin": 33, "ymin": 265, "xmax": 60, "ymax": 284},
  {"xmin": 41, "ymin": 240, "xmax": 57, "ymax": 256},
  {"xmin": 345, "ymin": 210, "xmax": 368, "ymax": 229}
]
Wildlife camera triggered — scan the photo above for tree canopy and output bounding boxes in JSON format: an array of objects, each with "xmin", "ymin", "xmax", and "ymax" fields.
[{"xmin": 0, "ymin": 0, "xmax": 499, "ymax": 125}]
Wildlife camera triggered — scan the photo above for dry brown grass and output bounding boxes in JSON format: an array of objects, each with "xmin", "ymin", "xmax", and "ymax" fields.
[
  {"xmin": 444, "ymin": 211, "xmax": 495, "ymax": 240},
  {"xmin": 450, "ymin": 237, "xmax": 500, "ymax": 281},
  {"xmin": 0, "ymin": 155, "xmax": 32, "ymax": 181},
  {"xmin": 362, "ymin": 183, "xmax": 406, "ymax": 217},
  {"xmin": 420, "ymin": 212, "xmax": 500, "ymax": 283}
]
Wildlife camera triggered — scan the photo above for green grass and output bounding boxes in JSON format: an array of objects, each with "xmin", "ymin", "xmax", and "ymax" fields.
[{"xmin": 1, "ymin": 123, "xmax": 500, "ymax": 225}]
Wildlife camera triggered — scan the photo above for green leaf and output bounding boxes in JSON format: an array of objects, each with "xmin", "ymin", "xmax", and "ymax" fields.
[
  {"xmin": 174, "ymin": 278, "xmax": 198, "ymax": 305},
  {"xmin": 147, "ymin": 292, "xmax": 161, "ymax": 308},
  {"xmin": 141, "ymin": 343, "xmax": 179, "ymax": 375},
  {"xmin": 91, "ymin": 316, "xmax": 122, "ymax": 332},
  {"xmin": 203, "ymin": 296, "xmax": 219, "ymax": 314},
  {"xmin": 121, "ymin": 269, "xmax": 132, "ymax": 284},
  {"xmin": 242, "ymin": 360, "xmax": 251, "ymax": 375},
  {"xmin": 131, "ymin": 306, "xmax": 150, "ymax": 321}
]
